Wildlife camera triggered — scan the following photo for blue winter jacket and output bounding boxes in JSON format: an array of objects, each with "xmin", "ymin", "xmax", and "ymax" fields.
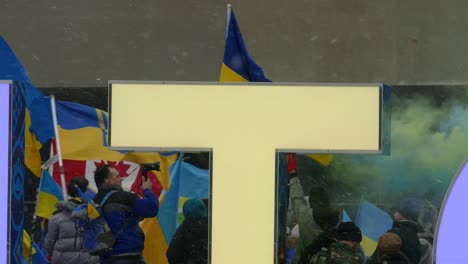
[{"xmin": 94, "ymin": 184, "xmax": 159, "ymax": 256}]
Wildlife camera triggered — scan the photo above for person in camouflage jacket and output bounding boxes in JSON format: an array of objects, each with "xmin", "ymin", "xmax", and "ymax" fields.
[{"xmin": 287, "ymin": 153, "xmax": 334, "ymax": 264}]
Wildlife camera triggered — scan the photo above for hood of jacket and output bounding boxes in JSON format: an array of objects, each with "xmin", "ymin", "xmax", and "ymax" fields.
[{"xmin": 55, "ymin": 198, "xmax": 82, "ymax": 213}]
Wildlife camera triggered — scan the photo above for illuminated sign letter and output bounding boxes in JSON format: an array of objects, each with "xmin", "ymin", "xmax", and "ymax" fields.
[{"xmin": 109, "ymin": 82, "xmax": 386, "ymax": 264}]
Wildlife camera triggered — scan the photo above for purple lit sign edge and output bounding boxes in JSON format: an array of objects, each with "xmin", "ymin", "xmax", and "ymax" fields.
[
  {"xmin": 435, "ymin": 159, "xmax": 468, "ymax": 263},
  {"xmin": 0, "ymin": 82, "xmax": 9, "ymax": 264}
]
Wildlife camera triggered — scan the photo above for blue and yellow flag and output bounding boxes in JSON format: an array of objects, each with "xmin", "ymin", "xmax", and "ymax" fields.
[
  {"xmin": 142, "ymin": 155, "xmax": 209, "ymax": 264},
  {"xmin": 75, "ymin": 185, "xmax": 100, "ymax": 220},
  {"xmin": 23, "ymin": 230, "xmax": 48, "ymax": 264},
  {"xmin": 355, "ymin": 199, "xmax": 393, "ymax": 256},
  {"xmin": 0, "ymin": 36, "xmax": 46, "ymax": 177},
  {"xmin": 22, "ymin": 230, "xmax": 36, "ymax": 262},
  {"xmin": 219, "ymin": 5, "xmax": 270, "ymax": 82},
  {"xmin": 36, "ymin": 170, "xmax": 64, "ymax": 219},
  {"xmin": 24, "ymin": 87, "xmax": 177, "ymax": 190}
]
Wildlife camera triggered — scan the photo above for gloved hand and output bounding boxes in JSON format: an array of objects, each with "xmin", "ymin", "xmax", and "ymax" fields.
[
  {"xmin": 142, "ymin": 177, "xmax": 153, "ymax": 190},
  {"xmin": 287, "ymin": 153, "xmax": 297, "ymax": 178}
]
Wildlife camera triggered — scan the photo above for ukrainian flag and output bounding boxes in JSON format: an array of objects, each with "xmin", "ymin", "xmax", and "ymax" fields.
[
  {"xmin": 141, "ymin": 155, "xmax": 182, "ymax": 264},
  {"xmin": 219, "ymin": 5, "xmax": 270, "ymax": 82},
  {"xmin": 22, "ymin": 230, "xmax": 36, "ymax": 262},
  {"xmin": 0, "ymin": 36, "xmax": 46, "ymax": 178},
  {"xmin": 24, "ymin": 85, "xmax": 48, "ymax": 178},
  {"xmin": 36, "ymin": 170, "xmax": 64, "ymax": 219},
  {"xmin": 23, "ymin": 230, "xmax": 48, "ymax": 264},
  {"xmin": 354, "ymin": 199, "xmax": 393, "ymax": 256},
  {"xmin": 75, "ymin": 185, "xmax": 100, "ymax": 221}
]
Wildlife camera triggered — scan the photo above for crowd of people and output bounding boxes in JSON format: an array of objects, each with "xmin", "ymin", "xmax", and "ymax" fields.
[
  {"xmin": 285, "ymin": 153, "xmax": 436, "ymax": 264},
  {"xmin": 43, "ymin": 157, "xmax": 436, "ymax": 264},
  {"xmin": 44, "ymin": 164, "xmax": 209, "ymax": 264}
]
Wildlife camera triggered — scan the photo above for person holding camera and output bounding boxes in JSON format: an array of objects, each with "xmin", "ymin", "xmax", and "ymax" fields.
[{"xmin": 93, "ymin": 164, "xmax": 159, "ymax": 264}]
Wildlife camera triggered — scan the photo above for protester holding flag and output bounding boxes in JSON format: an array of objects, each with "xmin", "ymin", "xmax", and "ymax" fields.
[
  {"xmin": 45, "ymin": 177, "xmax": 99, "ymax": 264},
  {"xmin": 93, "ymin": 164, "xmax": 159, "ymax": 264},
  {"xmin": 286, "ymin": 153, "xmax": 342, "ymax": 264}
]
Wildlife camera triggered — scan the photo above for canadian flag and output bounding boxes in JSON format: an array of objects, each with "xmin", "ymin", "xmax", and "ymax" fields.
[
  {"xmin": 48, "ymin": 141, "xmax": 163, "ymax": 197},
  {"xmin": 51, "ymin": 160, "xmax": 163, "ymax": 197}
]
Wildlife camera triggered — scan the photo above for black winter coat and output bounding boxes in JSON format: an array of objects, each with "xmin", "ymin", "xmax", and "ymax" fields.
[{"xmin": 166, "ymin": 218, "xmax": 208, "ymax": 264}]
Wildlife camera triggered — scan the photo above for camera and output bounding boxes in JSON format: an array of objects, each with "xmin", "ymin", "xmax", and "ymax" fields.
[
  {"xmin": 141, "ymin": 162, "xmax": 160, "ymax": 171},
  {"xmin": 141, "ymin": 162, "xmax": 160, "ymax": 181}
]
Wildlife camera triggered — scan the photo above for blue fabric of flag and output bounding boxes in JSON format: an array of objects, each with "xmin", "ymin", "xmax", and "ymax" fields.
[
  {"xmin": 36, "ymin": 170, "xmax": 64, "ymax": 219},
  {"xmin": 31, "ymin": 241, "xmax": 48, "ymax": 264},
  {"xmin": 158, "ymin": 155, "xmax": 183, "ymax": 242},
  {"xmin": 179, "ymin": 161, "xmax": 209, "ymax": 198},
  {"xmin": 222, "ymin": 7, "xmax": 270, "ymax": 82},
  {"xmin": 158, "ymin": 155, "xmax": 210, "ymax": 243},
  {"xmin": 355, "ymin": 199, "xmax": 393, "ymax": 241},
  {"xmin": 85, "ymin": 188, "xmax": 96, "ymax": 199},
  {"xmin": 39, "ymin": 170, "xmax": 64, "ymax": 201},
  {"xmin": 342, "ymin": 210, "xmax": 352, "ymax": 222},
  {"xmin": 27, "ymin": 95, "xmax": 104, "ymax": 145},
  {"xmin": 0, "ymin": 36, "xmax": 31, "ymax": 83}
]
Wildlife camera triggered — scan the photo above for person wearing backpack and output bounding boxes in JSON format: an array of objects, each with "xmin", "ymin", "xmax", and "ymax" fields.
[
  {"xmin": 286, "ymin": 153, "xmax": 339, "ymax": 264},
  {"xmin": 93, "ymin": 164, "xmax": 159, "ymax": 264},
  {"xmin": 45, "ymin": 177, "xmax": 99, "ymax": 264}
]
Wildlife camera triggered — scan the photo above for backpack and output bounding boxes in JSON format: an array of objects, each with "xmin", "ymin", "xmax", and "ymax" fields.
[{"xmin": 72, "ymin": 190, "xmax": 130, "ymax": 256}]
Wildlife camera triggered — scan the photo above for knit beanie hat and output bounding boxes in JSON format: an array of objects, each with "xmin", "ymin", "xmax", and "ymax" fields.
[
  {"xmin": 336, "ymin": 222, "xmax": 362, "ymax": 242},
  {"xmin": 397, "ymin": 198, "xmax": 422, "ymax": 222},
  {"xmin": 183, "ymin": 198, "xmax": 207, "ymax": 219}
]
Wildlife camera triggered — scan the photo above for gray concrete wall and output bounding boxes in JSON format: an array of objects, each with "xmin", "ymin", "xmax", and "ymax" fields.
[{"xmin": 1, "ymin": 0, "xmax": 468, "ymax": 87}]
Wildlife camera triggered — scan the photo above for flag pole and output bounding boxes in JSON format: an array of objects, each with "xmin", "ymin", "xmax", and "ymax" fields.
[
  {"xmin": 226, "ymin": 3, "xmax": 232, "ymax": 32},
  {"xmin": 32, "ymin": 170, "xmax": 45, "ymax": 222},
  {"xmin": 50, "ymin": 95, "xmax": 67, "ymax": 200}
]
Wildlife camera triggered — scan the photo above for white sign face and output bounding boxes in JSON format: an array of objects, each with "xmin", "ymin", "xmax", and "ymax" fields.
[{"xmin": 109, "ymin": 82, "xmax": 384, "ymax": 264}]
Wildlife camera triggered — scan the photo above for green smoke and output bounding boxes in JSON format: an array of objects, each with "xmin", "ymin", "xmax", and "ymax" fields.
[{"xmin": 326, "ymin": 86, "xmax": 468, "ymax": 212}]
